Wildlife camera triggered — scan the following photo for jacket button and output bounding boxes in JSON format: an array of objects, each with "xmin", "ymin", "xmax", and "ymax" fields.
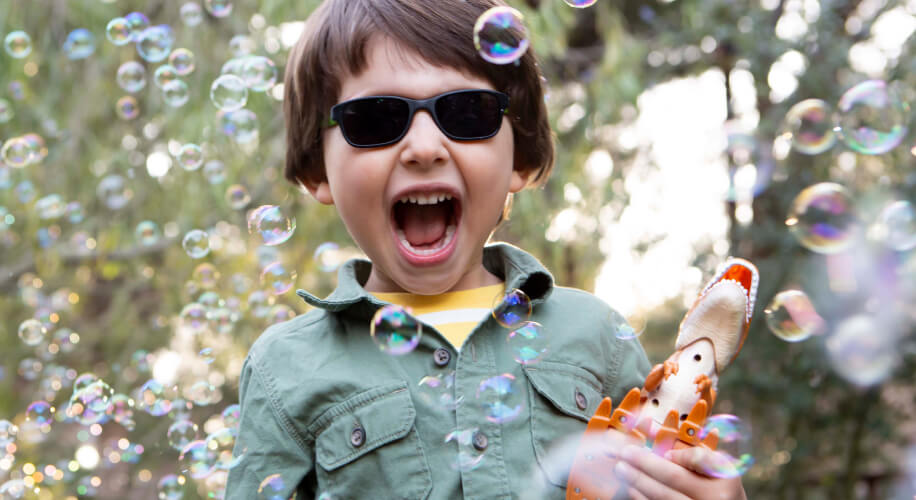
[
  {"xmin": 472, "ymin": 431, "xmax": 488, "ymax": 451},
  {"xmin": 575, "ymin": 390, "xmax": 588, "ymax": 411},
  {"xmin": 350, "ymin": 426, "xmax": 365, "ymax": 447},
  {"xmin": 433, "ymin": 348, "xmax": 451, "ymax": 367}
]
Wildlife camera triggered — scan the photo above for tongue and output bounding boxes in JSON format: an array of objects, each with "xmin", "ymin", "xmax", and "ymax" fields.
[{"xmin": 401, "ymin": 203, "xmax": 449, "ymax": 247}]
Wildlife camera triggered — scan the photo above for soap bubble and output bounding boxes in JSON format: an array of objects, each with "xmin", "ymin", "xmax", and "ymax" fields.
[
  {"xmin": 473, "ymin": 6, "xmax": 530, "ymax": 65},
  {"xmin": 137, "ymin": 25, "xmax": 174, "ymax": 63},
  {"xmin": 97, "ymin": 174, "xmax": 131, "ymax": 210},
  {"xmin": 506, "ymin": 321, "xmax": 548, "ymax": 365},
  {"xmin": 177, "ymin": 143, "xmax": 204, "ymax": 171},
  {"xmin": 199, "ymin": 347, "xmax": 215, "ymax": 364},
  {"xmin": 193, "ymin": 262, "xmax": 220, "ymax": 289},
  {"xmin": 205, "ymin": 0, "xmax": 233, "ymax": 17},
  {"xmin": 4, "ymin": 31, "xmax": 32, "ymax": 59},
  {"xmin": 248, "ymin": 205, "xmax": 296, "ymax": 246},
  {"xmin": 36, "ymin": 194, "xmax": 66, "ymax": 219},
  {"xmin": 836, "ymin": 80, "xmax": 909, "ymax": 155},
  {"xmin": 18, "ymin": 318, "xmax": 47, "ymax": 346},
  {"xmin": 107, "ymin": 394, "xmax": 136, "ymax": 430},
  {"xmin": 116, "ymin": 96, "xmax": 140, "ymax": 120},
  {"xmin": 181, "ymin": 2, "xmax": 204, "ymax": 26},
  {"xmin": 25, "ymin": 400, "xmax": 55, "ymax": 425},
  {"xmin": 182, "ymin": 229, "xmax": 210, "ymax": 258},
  {"xmin": 137, "ymin": 379, "xmax": 174, "ymax": 416},
  {"xmin": 169, "ymin": 48, "xmax": 196, "ymax": 75},
  {"xmin": 228, "ymin": 35, "xmax": 255, "ymax": 57},
  {"xmin": 222, "ymin": 405, "xmax": 241, "ymax": 431},
  {"xmin": 476, "ymin": 373, "xmax": 523, "ymax": 423},
  {"xmin": 180, "ymin": 440, "xmax": 217, "ymax": 479},
  {"xmin": 204, "ymin": 160, "xmax": 227, "ymax": 184},
  {"xmin": 63, "ymin": 29, "xmax": 96, "ymax": 60},
  {"xmin": 0, "ymin": 99, "xmax": 12, "ymax": 123},
  {"xmin": 125, "ymin": 12, "xmax": 151, "ymax": 42},
  {"xmin": 616, "ymin": 312, "xmax": 647, "ymax": 340},
  {"xmin": 764, "ymin": 290, "xmax": 825, "ymax": 342},
  {"xmin": 168, "ymin": 419, "xmax": 200, "ymax": 451},
  {"xmin": 185, "ymin": 380, "xmax": 216, "ymax": 405},
  {"xmin": 117, "ymin": 61, "xmax": 147, "ymax": 93},
  {"xmin": 220, "ymin": 109, "xmax": 258, "ymax": 143},
  {"xmin": 258, "ymin": 474, "xmax": 285, "ymax": 500},
  {"xmin": 781, "ymin": 99, "xmax": 836, "ymax": 155},
  {"xmin": 106, "ymin": 17, "xmax": 131, "ymax": 45},
  {"xmin": 2, "ymin": 136, "xmax": 31, "ymax": 168},
  {"xmin": 154, "ymin": 65, "xmax": 180, "ymax": 89},
  {"xmin": 180, "ymin": 303, "xmax": 209, "ymax": 334},
  {"xmin": 417, "ymin": 372, "xmax": 463, "ymax": 412},
  {"xmin": 444, "ymin": 428, "xmax": 486, "ymax": 471},
  {"xmin": 210, "ymin": 74, "xmax": 248, "ymax": 111},
  {"xmin": 491, "ymin": 289, "xmax": 531, "ymax": 328},
  {"xmin": 564, "ymin": 0, "xmax": 598, "ymax": 6},
  {"xmin": 786, "ymin": 182, "xmax": 859, "ymax": 254},
  {"xmin": 698, "ymin": 415, "xmax": 755, "ymax": 478},
  {"xmin": 162, "ymin": 79, "xmax": 191, "ymax": 107},
  {"xmin": 370, "ymin": 305, "xmax": 422, "ymax": 355},
  {"xmin": 876, "ymin": 200, "xmax": 916, "ymax": 251},
  {"xmin": 135, "ymin": 220, "xmax": 161, "ymax": 245},
  {"xmin": 0, "ymin": 420, "xmax": 18, "ymax": 447},
  {"xmin": 158, "ymin": 474, "xmax": 184, "ymax": 500},
  {"xmin": 260, "ymin": 262, "xmax": 297, "ymax": 295},
  {"xmin": 225, "ymin": 184, "xmax": 251, "ymax": 209},
  {"xmin": 66, "ymin": 379, "xmax": 115, "ymax": 425},
  {"xmin": 241, "ymin": 56, "xmax": 277, "ymax": 91},
  {"xmin": 314, "ymin": 242, "xmax": 345, "ymax": 272},
  {"xmin": 206, "ymin": 428, "xmax": 242, "ymax": 470},
  {"xmin": 826, "ymin": 314, "xmax": 898, "ymax": 387}
]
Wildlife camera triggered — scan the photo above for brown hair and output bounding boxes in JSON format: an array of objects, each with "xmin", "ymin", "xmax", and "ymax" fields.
[{"xmin": 283, "ymin": 0, "xmax": 554, "ymax": 191}]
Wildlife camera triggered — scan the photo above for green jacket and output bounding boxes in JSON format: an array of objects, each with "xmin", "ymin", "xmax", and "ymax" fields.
[{"xmin": 226, "ymin": 243, "xmax": 651, "ymax": 499}]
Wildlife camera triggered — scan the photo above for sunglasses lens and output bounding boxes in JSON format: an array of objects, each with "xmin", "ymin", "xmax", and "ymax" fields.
[
  {"xmin": 436, "ymin": 91, "xmax": 503, "ymax": 139},
  {"xmin": 340, "ymin": 97, "xmax": 409, "ymax": 146}
]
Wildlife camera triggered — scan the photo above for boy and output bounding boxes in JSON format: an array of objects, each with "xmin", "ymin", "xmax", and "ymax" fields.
[{"xmin": 226, "ymin": 1, "xmax": 747, "ymax": 498}]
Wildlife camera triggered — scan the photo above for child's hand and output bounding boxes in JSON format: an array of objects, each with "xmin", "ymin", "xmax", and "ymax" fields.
[{"xmin": 613, "ymin": 444, "xmax": 747, "ymax": 500}]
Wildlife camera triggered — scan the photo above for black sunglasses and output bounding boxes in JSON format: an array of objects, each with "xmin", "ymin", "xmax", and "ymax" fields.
[{"xmin": 329, "ymin": 89, "xmax": 510, "ymax": 148}]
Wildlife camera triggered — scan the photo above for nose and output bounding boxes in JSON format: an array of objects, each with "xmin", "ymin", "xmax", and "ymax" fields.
[{"xmin": 398, "ymin": 110, "xmax": 450, "ymax": 168}]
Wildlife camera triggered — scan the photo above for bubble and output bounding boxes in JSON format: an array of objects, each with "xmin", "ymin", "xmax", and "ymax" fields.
[
  {"xmin": 2, "ymin": 136, "xmax": 30, "ymax": 168},
  {"xmin": 154, "ymin": 65, "xmax": 180, "ymax": 89},
  {"xmin": 162, "ymin": 79, "xmax": 191, "ymax": 107},
  {"xmin": 36, "ymin": 194, "xmax": 66, "ymax": 220},
  {"xmin": 205, "ymin": 0, "xmax": 233, "ymax": 17},
  {"xmin": 158, "ymin": 474, "xmax": 185, "ymax": 500},
  {"xmin": 220, "ymin": 109, "xmax": 258, "ymax": 143},
  {"xmin": 225, "ymin": 184, "xmax": 251, "ymax": 209},
  {"xmin": 106, "ymin": 17, "xmax": 132, "ymax": 45},
  {"xmin": 698, "ymin": 415, "xmax": 755, "ymax": 478},
  {"xmin": 203, "ymin": 160, "xmax": 227, "ymax": 184},
  {"xmin": 764, "ymin": 290, "xmax": 825, "ymax": 342},
  {"xmin": 97, "ymin": 174, "xmax": 131, "ymax": 210},
  {"xmin": 473, "ymin": 6, "xmax": 530, "ymax": 65},
  {"xmin": 185, "ymin": 380, "xmax": 216, "ymax": 405},
  {"xmin": 193, "ymin": 262, "xmax": 220, "ymax": 289},
  {"xmin": 135, "ymin": 220, "xmax": 161, "ymax": 245},
  {"xmin": 180, "ymin": 3, "xmax": 204, "ymax": 26},
  {"xmin": 314, "ymin": 242, "xmax": 343, "ymax": 272},
  {"xmin": 210, "ymin": 74, "xmax": 248, "ymax": 111},
  {"xmin": 781, "ymin": 99, "xmax": 836, "ymax": 155},
  {"xmin": 260, "ymin": 262, "xmax": 297, "ymax": 295},
  {"xmin": 66, "ymin": 379, "xmax": 115, "ymax": 425},
  {"xmin": 115, "ymin": 96, "xmax": 140, "ymax": 120},
  {"xmin": 836, "ymin": 80, "xmax": 909, "ymax": 155},
  {"xmin": 826, "ymin": 314, "xmax": 898, "ymax": 387},
  {"xmin": 138, "ymin": 379, "xmax": 174, "ymax": 416},
  {"xmin": 107, "ymin": 394, "xmax": 135, "ymax": 430},
  {"xmin": 180, "ymin": 440, "xmax": 217, "ymax": 479},
  {"xmin": 0, "ymin": 99, "xmax": 12, "ymax": 123},
  {"xmin": 877, "ymin": 200, "xmax": 916, "ymax": 251},
  {"xmin": 506, "ymin": 321, "xmax": 549, "ymax": 365},
  {"xmin": 180, "ymin": 303, "xmax": 210, "ymax": 334},
  {"xmin": 564, "ymin": 0, "xmax": 598, "ymax": 6},
  {"xmin": 206, "ymin": 428, "xmax": 242, "ymax": 469},
  {"xmin": 137, "ymin": 25, "xmax": 174, "ymax": 63},
  {"xmin": 241, "ymin": 56, "xmax": 278, "ymax": 91},
  {"xmin": 199, "ymin": 347, "xmax": 215, "ymax": 364},
  {"xmin": 616, "ymin": 312, "xmax": 647, "ymax": 340},
  {"xmin": 248, "ymin": 205, "xmax": 296, "ymax": 246},
  {"xmin": 125, "ymin": 12, "xmax": 151, "ymax": 42},
  {"xmin": 417, "ymin": 372, "xmax": 463, "ymax": 412},
  {"xmin": 228, "ymin": 35, "xmax": 255, "ymax": 56},
  {"xmin": 369, "ymin": 305, "xmax": 422, "ymax": 355},
  {"xmin": 0, "ymin": 421, "xmax": 18, "ymax": 447},
  {"xmin": 4, "ymin": 31, "xmax": 32, "ymax": 59},
  {"xmin": 168, "ymin": 419, "xmax": 200, "ymax": 451},
  {"xmin": 117, "ymin": 61, "xmax": 147, "ymax": 93},
  {"xmin": 222, "ymin": 404, "xmax": 241, "ymax": 431},
  {"xmin": 491, "ymin": 288, "xmax": 531, "ymax": 328},
  {"xmin": 25, "ymin": 400, "xmax": 55, "ymax": 425},
  {"xmin": 267, "ymin": 304, "xmax": 296, "ymax": 324},
  {"xmin": 17, "ymin": 318, "xmax": 47, "ymax": 347},
  {"xmin": 0, "ymin": 480, "xmax": 26, "ymax": 499},
  {"xmin": 476, "ymin": 373, "xmax": 522, "ymax": 423},
  {"xmin": 786, "ymin": 182, "xmax": 859, "ymax": 254},
  {"xmin": 18, "ymin": 358, "xmax": 42, "ymax": 381},
  {"xmin": 177, "ymin": 143, "xmax": 204, "ymax": 171},
  {"xmin": 63, "ymin": 29, "xmax": 96, "ymax": 60},
  {"xmin": 444, "ymin": 428, "xmax": 485, "ymax": 471},
  {"xmin": 182, "ymin": 229, "xmax": 211, "ymax": 258},
  {"xmin": 258, "ymin": 474, "xmax": 286, "ymax": 500},
  {"xmin": 169, "ymin": 48, "xmax": 196, "ymax": 75}
]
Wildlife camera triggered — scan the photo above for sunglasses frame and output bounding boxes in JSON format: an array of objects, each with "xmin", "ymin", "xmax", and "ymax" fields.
[{"xmin": 328, "ymin": 89, "xmax": 510, "ymax": 148}]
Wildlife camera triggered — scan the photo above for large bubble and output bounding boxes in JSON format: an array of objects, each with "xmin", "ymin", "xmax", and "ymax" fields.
[
  {"xmin": 698, "ymin": 414, "xmax": 755, "ymax": 478},
  {"xmin": 764, "ymin": 290, "xmax": 825, "ymax": 342},
  {"xmin": 63, "ymin": 29, "xmax": 96, "ymax": 60},
  {"xmin": 491, "ymin": 288, "xmax": 531, "ymax": 328},
  {"xmin": 825, "ymin": 314, "xmax": 899, "ymax": 387},
  {"xmin": 835, "ymin": 80, "xmax": 909, "ymax": 155},
  {"xmin": 876, "ymin": 200, "xmax": 916, "ymax": 252},
  {"xmin": 786, "ymin": 182, "xmax": 859, "ymax": 254},
  {"xmin": 781, "ymin": 99, "xmax": 836, "ymax": 155},
  {"xmin": 4, "ymin": 31, "xmax": 32, "ymax": 59},
  {"xmin": 370, "ymin": 305, "xmax": 422, "ymax": 355},
  {"xmin": 473, "ymin": 7, "xmax": 530, "ymax": 65},
  {"xmin": 210, "ymin": 74, "xmax": 248, "ymax": 111}
]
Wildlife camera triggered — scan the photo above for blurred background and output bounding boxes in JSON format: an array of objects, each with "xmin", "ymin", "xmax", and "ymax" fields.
[{"xmin": 0, "ymin": 0, "xmax": 915, "ymax": 498}]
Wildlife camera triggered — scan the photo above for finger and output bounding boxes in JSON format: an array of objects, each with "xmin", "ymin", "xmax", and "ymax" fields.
[
  {"xmin": 614, "ymin": 448, "xmax": 691, "ymax": 500},
  {"xmin": 627, "ymin": 486, "xmax": 650, "ymax": 500},
  {"xmin": 666, "ymin": 447, "xmax": 741, "ymax": 478}
]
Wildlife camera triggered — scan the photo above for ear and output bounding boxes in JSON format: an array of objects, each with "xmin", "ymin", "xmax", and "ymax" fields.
[
  {"xmin": 303, "ymin": 179, "xmax": 334, "ymax": 205},
  {"xmin": 509, "ymin": 167, "xmax": 531, "ymax": 193}
]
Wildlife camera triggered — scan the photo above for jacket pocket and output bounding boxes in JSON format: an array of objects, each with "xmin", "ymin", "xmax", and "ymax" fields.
[
  {"xmin": 312, "ymin": 382, "xmax": 432, "ymax": 499},
  {"xmin": 523, "ymin": 361, "xmax": 603, "ymax": 488}
]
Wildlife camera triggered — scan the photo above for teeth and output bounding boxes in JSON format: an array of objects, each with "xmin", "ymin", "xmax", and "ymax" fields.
[
  {"xmin": 396, "ymin": 224, "xmax": 457, "ymax": 256},
  {"xmin": 396, "ymin": 192, "xmax": 455, "ymax": 205}
]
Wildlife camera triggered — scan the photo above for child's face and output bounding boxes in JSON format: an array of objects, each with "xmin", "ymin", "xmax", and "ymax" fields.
[{"xmin": 312, "ymin": 37, "xmax": 527, "ymax": 294}]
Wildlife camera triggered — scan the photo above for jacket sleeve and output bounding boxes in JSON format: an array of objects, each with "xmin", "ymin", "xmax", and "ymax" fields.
[{"xmin": 225, "ymin": 355, "xmax": 313, "ymax": 499}]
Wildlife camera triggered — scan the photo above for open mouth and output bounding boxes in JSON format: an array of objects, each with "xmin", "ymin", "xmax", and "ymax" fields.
[{"xmin": 391, "ymin": 191, "xmax": 461, "ymax": 257}]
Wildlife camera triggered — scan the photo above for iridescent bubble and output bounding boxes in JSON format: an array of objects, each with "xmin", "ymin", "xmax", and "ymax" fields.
[
  {"xmin": 106, "ymin": 17, "xmax": 131, "ymax": 45},
  {"xmin": 116, "ymin": 96, "xmax": 140, "ymax": 120},
  {"xmin": 66, "ymin": 201, "xmax": 85, "ymax": 223},
  {"xmin": 417, "ymin": 372, "xmax": 462, "ymax": 412},
  {"xmin": 107, "ymin": 394, "xmax": 135, "ymax": 431},
  {"xmin": 564, "ymin": 0, "xmax": 598, "ymax": 6},
  {"xmin": 250, "ymin": 205, "xmax": 296, "ymax": 246},
  {"xmin": 370, "ymin": 305, "xmax": 422, "ymax": 355},
  {"xmin": 25, "ymin": 400, "xmax": 55, "ymax": 425},
  {"xmin": 193, "ymin": 262, "xmax": 221, "ymax": 289},
  {"xmin": 0, "ymin": 98, "xmax": 13, "ymax": 123},
  {"xmin": 228, "ymin": 35, "xmax": 255, "ymax": 56},
  {"xmin": 135, "ymin": 220, "xmax": 161, "ymax": 245},
  {"xmin": 781, "ymin": 99, "xmax": 836, "ymax": 155},
  {"xmin": 125, "ymin": 12, "xmax": 151, "ymax": 42},
  {"xmin": 158, "ymin": 474, "xmax": 185, "ymax": 500},
  {"xmin": 491, "ymin": 289, "xmax": 531, "ymax": 328},
  {"xmin": 220, "ymin": 56, "xmax": 246, "ymax": 77},
  {"xmin": 203, "ymin": 160, "xmax": 226, "ymax": 184},
  {"xmin": 4, "ymin": 31, "xmax": 32, "ymax": 59},
  {"xmin": 63, "ymin": 29, "xmax": 96, "ymax": 60},
  {"xmin": 444, "ymin": 428, "xmax": 486, "ymax": 471},
  {"xmin": 22, "ymin": 133, "xmax": 46, "ymax": 164},
  {"xmin": 1, "ymin": 136, "xmax": 31, "ymax": 168},
  {"xmin": 97, "ymin": 174, "xmax": 131, "ymax": 209},
  {"xmin": 206, "ymin": 428, "xmax": 242, "ymax": 469},
  {"xmin": 138, "ymin": 379, "xmax": 174, "ymax": 416},
  {"xmin": 476, "ymin": 373, "xmax": 522, "ymax": 423},
  {"xmin": 117, "ymin": 61, "xmax": 147, "ymax": 93},
  {"xmin": 36, "ymin": 194, "xmax": 66, "ymax": 220},
  {"xmin": 205, "ymin": 0, "xmax": 233, "ymax": 17},
  {"xmin": 260, "ymin": 262, "xmax": 297, "ymax": 295},
  {"xmin": 168, "ymin": 419, "xmax": 200, "ymax": 451},
  {"xmin": 836, "ymin": 80, "xmax": 909, "ymax": 155},
  {"xmin": 506, "ymin": 321, "xmax": 548, "ymax": 365},
  {"xmin": 225, "ymin": 184, "xmax": 251, "ymax": 209},
  {"xmin": 241, "ymin": 56, "xmax": 277, "ymax": 91},
  {"xmin": 181, "ymin": 2, "xmax": 204, "ymax": 26},
  {"xmin": 0, "ymin": 480, "xmax": 27, "ymax": 499},
  {"xmin": 210, "ymin": 74, "xmax": 248, "ymax": 111},
  {"xmin": 473, "ymin": 6, "xmax": 530, "ymax": 65},
  {"xmin": 268, "ymin": 304, "xmax": 296, "ymax": 324},
  {"xmin": 258, "ymin": 474, "xmax": 285, "ymax": 500},
  {"xmin": 180, "ymin": 303, "xmax": 209, "ymax": 334},
  {"xmin": 18, "ymin": 318, "xmax": 47, "ymax": 346},
  {"xmin": 877, "ymin": 200, "xmax": 916, "ymax": 251},
  {"xmin": 169, "ymin": 48, "xmax": 196, "ymax": 76},
  {"xmin": 616, "ymin": 312, "xmax": 647, "ymax": 340},
  {"xmin": 698, "ymin": 414, "xmax": 755, "ymax": 478},
  {"xmin": 764, "ymin": 290, "xmax": 825, "ymax": 342},
  {"xmin": 66, "ymin": 379, "xmax": 115, "ymax": 425},
  {"xmin": 786, "ymin": 182, "xmax": 859, "ymax": 254},
  {"xmin": 162, "ymin": 79, "xmax": 191, "ymax": 107},
  {"xmin": 314, "ymin": 242, "xmax": 343, "ymax": 272},
  {"xmin": 220, "ymin": 109, "xmax": 258, "ymax": 143},
  {"xmin": 182, "ymin": 229, "xmax": 210, "ymax": 258},
  {"xmin": 826, "ymin": 314, "xmax": 898, "ymax": 387},
  {"xmin": 52, "ymin": 327, "xmax": 80, "ymax": 353},
  {"xmin": 177, "ymin": 143, "xmax": 204, "ymax": 171},
  {"xmin": 222, "ymin": 404, "xmax": 241, "ymax": 431},
  {"xmin": 199, "ymin": 347, "xmax": 215, "ymax": 364},
  {"xmin": 180, "ymin": 440, "xmax": 217, "ymax": 479},
  {"xmin": 137, "ymin": 25, "xmax": 174, "ymax": 63},
  {"xmin": 154, "ymin": 65, "xmax": 180, "ymax": 89},
  {"xmin": 185, "ymin": 380, "xmax": 216, "ymax": 405},
  {"xmin": 0, "ymin": 420, "xmax": 17, "ymax": 447}
]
